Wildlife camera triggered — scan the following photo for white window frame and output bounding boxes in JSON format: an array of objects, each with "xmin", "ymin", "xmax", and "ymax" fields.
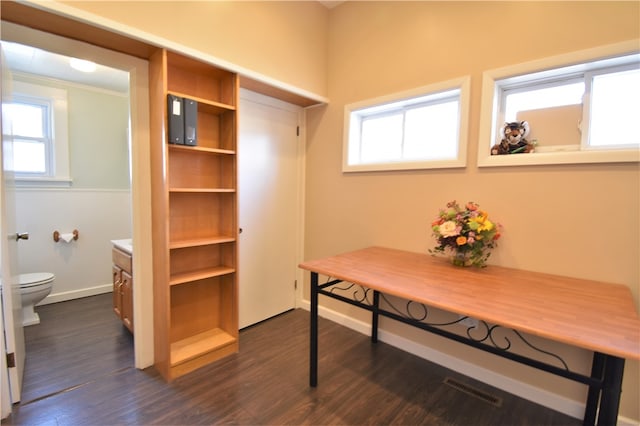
[
  {"xmin": 4, "ymin": 96, "xmax": 53, "ymax": 176},
  {"xmin": 8, "ymin": 79, "xmax": 71, "ymax": 186},
  {"xmin": 343, "ymin": 76, "xmax": 470, "ymax": 172},
  {"xmin": 478, "ymin": 40, "xmax": 640, "ymax": 167}
]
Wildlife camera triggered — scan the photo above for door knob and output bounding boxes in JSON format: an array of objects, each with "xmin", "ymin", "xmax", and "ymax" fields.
[{"xmin": 16, "ymin": 232, "xmax": 29, "ymax": 241}]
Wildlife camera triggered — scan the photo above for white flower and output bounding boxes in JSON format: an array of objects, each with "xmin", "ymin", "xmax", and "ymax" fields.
[{"xmin": 439, "ymin": 221, "xmax": 459, "ymax": 237}]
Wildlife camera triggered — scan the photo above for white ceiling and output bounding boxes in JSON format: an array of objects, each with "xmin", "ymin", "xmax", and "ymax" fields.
[{"xmin": 2, "ymin": 40, "xmax": 130, "ymax": 93}]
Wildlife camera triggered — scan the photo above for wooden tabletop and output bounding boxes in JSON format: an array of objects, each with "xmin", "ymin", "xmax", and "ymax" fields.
[{"xmin": 300, "ymin": 246, "xmax": 640, "ymax": 360}]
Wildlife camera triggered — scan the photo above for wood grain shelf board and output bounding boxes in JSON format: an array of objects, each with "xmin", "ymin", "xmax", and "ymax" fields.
[
  {"xmin": 167, "ymin": 90, "xmax": 236, "ymax": 113},
  {"xmin": 170, "ymin": 328, "xmax": 237, "ymax": 367},
  {"xmin": 169, "ymin": 266, "xmax": 236, "ymax": 286},
  {"xmin": 169, "ymin": 144, "xmax": 236, "ymax": 155},
  {"xmin": 169, "ymin": 188, "xmax": 236, "ymax": 193},
  {"xmin": 169, "ymin": 236, "xmax": 236, "ymax": 249}
]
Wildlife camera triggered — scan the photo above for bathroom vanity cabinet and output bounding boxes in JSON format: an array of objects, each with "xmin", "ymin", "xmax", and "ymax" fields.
[
  {"xmin": 149, "ymin": 48, "xmax": 239, "ymax": 381},
  {"xmin": 112, "ymin": 246, "xmax": 133, "ymax": 333}
]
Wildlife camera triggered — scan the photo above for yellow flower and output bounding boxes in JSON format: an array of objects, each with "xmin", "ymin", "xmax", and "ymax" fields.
[
  {"xmin": 479, "ymin": 218, "xmax": 494, "ymax": 232},
  {"xmin": 469, "ymin": 212, "xmax": 494, "ymax": 232}
]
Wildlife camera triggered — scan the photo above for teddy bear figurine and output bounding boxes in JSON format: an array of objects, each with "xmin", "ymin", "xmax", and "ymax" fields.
[{"xmin": 491, "ymin": 121, "xmax": 535, "ymax": 155}]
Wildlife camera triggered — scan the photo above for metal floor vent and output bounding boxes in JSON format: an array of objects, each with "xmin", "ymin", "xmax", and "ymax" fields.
[{"xmin": 443, "ymin": 377, "xmax": 503, "ymax": 407}]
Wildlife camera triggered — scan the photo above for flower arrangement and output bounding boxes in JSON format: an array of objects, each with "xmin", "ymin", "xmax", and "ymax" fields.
[{"xmin": 429, "ymin": 200, "xmax": 502, "ymax": 267}]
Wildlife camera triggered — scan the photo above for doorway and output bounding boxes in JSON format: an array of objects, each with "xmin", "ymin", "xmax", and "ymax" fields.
[{"xmin": 1, "ymin": 21, "xmax": 153, "ymax": 407}]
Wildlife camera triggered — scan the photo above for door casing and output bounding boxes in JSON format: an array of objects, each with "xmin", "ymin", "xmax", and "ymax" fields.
[{"xmin": 0, "ymin": 22, "xmax": 154, "ymax": 369}]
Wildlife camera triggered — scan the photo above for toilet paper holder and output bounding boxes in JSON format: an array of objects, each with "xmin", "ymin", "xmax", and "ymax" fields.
[{"xmin": 53, "ymin": 229, "xmax": 79, "ymax": 242}]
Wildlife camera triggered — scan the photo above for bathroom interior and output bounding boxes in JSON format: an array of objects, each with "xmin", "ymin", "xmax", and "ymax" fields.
[{"xmin": 3, "ymin": 39, "xmax": 135, "ymax": 396}]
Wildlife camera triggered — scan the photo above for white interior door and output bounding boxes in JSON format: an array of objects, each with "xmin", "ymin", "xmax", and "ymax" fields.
[
  {"xmin": 0, "ymin": 42, "xmax": 25, "ymax": 415},
  {"xmin": 238, "ymin": 90, "xmax": 301, "ymax": 328}
]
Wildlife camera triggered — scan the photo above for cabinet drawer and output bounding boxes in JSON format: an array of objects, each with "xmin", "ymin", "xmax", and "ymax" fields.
[{"xmin": 112, "ymin": 248, "xmax": 132, "ymax": 272}]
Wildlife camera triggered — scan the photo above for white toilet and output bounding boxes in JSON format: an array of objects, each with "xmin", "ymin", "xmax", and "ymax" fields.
[{"xmin": 18, "ymin": 272, "xmax": 55, "ymax": 326}]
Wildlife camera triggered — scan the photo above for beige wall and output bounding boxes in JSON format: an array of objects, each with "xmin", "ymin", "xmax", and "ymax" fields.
[
  {"xmin": 21, "ymin": 0, "xmax": 639, "ymax": 420},
  {"xmin": 305, "ymin": 1, "xmax": 639, "ymax": 419},
  {"xmin": 60, "ymin": 0, "xmax": 329, "ymax": 96}
]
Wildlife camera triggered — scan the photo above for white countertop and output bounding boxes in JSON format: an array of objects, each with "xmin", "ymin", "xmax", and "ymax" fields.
[{"xmin": 111, "ymin": 239, "xmax": 132, "ymax": 255}]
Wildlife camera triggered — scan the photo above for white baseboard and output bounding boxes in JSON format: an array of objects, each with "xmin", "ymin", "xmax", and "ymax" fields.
[
  {"xmin": 39, "ymin": 283, "xmax": 112, "ymax": 305},
  {"xmin": 299, "ymin": 299, "xmax": 589, "ymax": 421}
]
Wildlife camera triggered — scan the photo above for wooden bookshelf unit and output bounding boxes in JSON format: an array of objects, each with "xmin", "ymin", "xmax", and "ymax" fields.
[{"xmin": 150, "ymin": 48, "xmax": 239, "ymax": 381}]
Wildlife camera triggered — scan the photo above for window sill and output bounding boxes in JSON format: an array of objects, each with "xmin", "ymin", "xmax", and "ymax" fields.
[
  {"xmin": 14, "ymin": 177, "xmax": 73, "ymax": 188},
  {"xmin": 343, "ymin": 158, "xmax": 467, "ymax": 173},
  {"xmin": 477, "ymin": 149, "xmax": 639, "ymax": 167}
]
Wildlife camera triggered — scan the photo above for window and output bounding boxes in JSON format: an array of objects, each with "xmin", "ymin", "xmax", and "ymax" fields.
[
  {"xmin": 585, "ymin": 65, "xmax": 639, "ymax": 149},
  {"xmin": 3, "ymin": 99, "xmax": 51, "ymax": 174},
  {"xmin": 2, "ymin": 80, "xmax": 70, "ymax": 184},
  {"xmin": 478, "ymin": 40, "xmax": 640, "ymax": 167},
  {"xmin": 343, "ymin": 77, "xmax": 470, "ymax": 172}
]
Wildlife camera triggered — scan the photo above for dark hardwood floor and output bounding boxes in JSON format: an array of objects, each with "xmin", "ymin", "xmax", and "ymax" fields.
[{"xmin": 3, "ymin": 294, "xmax": 580, "ymax": 425}]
